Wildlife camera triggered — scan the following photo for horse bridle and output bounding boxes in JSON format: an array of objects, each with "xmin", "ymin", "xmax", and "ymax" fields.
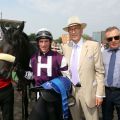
[{"xmin": 0, "ymin": 53, "xmax": 16, "ymax": 79}]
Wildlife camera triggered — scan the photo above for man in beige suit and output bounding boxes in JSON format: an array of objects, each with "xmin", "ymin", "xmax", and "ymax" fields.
[{"xmin": 61, "ymin": 16, "xmax": 105, "ymax": 120}]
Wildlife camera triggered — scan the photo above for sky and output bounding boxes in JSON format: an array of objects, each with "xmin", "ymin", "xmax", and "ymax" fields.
[{"xmin": 0, "ymin": 0, "xmax": 120, "ymax": 39}]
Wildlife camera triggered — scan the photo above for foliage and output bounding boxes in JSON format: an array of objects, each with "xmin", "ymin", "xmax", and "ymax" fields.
[
  {"xmin": 82, "ymin": 34, "xmax": 92, "ymax": 40},
  {"xmin": 54, "ymin": 37, "xmax": 62, "ymax": 44},
  {"xmin": 28, "ymin": 33, "xmax": 36, "ymax": 41}
]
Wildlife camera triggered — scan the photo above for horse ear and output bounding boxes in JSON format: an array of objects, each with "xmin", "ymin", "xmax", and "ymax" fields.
[
  {"xmin": 1, "ymin": 24, "xmax": 7, "ymax": 34},
  {"xmin": 18, "ymin": 21, "xmax": 24, "ymax": 32}
]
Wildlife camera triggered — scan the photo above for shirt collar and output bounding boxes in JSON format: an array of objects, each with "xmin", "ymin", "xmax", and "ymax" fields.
[
  {"xmin": 72, "ymin": 38, "xmax": 84, "ymax": 48},
  {"xmin": 107, "ymin": 47, "xmax": 120, "ymax": 52}
]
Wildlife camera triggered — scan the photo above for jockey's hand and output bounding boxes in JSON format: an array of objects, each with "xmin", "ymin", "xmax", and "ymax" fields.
[{"xmin": 24, "ymin": 71, "xmax": 33, "ymax": 80}]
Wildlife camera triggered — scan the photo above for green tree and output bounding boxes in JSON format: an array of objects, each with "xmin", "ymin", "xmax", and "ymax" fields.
[
  {"xmin": 82, "ymin": 34, "xmax": 92, "ymax": 40},
  {"xmin": 54, "ymin": 37, "xmax": 62, "ymax": 44},
  {"xmin": 28, "ymin": 33, "xmax": 36, "ymax": 41}
]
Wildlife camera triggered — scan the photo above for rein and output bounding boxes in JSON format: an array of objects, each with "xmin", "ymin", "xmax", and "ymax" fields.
[{"xmin": 7, "ymin": 60, "xmax": 17, "ymax": 79}]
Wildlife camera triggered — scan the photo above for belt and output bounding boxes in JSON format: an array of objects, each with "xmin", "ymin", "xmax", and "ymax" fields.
[
  {"xmin": 75, "ymin": 83, "xmax": 81, "ymax": 87},
  {"xmin": 105, "ymin": 86, "xmax": 120, "ymax": 91}
]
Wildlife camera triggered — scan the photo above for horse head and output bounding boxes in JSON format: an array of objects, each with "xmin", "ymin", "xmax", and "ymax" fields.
[
  {"xmin": 0, "ymin": 22, "xmax": 37, "ymax": 80},
  {"xmin": 0, "ymin": 24, "xmax": 16, "ymax": 79}
]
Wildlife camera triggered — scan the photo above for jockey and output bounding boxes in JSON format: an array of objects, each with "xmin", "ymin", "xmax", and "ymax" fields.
[
  {"xmin": 25, "ymin": 28, "xmax": 69, "ymax": 86},
  {"xmin": 27, "ymin": 28, "xmax": 70, "ymax": 120}
]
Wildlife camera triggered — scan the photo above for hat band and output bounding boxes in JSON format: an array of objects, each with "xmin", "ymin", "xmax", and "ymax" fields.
[{"xmin": 68, "ymin": 23, "xmax": 81, "ymax": 27}]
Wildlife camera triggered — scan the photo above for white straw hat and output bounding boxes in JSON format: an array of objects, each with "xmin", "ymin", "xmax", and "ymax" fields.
[{"xmin": 63, "ymin": 16, "xmax": 87, "ymax": 32}]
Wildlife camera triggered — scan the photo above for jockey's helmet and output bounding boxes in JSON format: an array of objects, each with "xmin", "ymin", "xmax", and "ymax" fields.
[{"xmin": 36, "ymin": 28, "xmax": 53, "ymax": 41}]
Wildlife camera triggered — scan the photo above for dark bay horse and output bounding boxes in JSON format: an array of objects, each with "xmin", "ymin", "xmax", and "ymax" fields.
[{"xmin": 0, "ymin": 22, "xmax": 37, "ymax": 120}]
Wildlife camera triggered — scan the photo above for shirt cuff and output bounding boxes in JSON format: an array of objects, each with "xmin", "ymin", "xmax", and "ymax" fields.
[{"xmin": 96, "ymin": 95, "xmax": 105, "ymax": 98}]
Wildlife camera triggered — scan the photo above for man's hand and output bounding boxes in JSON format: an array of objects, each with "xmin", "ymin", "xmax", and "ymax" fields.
[{"xmin": 96, "ymin": 97, "xmax": 103, "ymax": 106}]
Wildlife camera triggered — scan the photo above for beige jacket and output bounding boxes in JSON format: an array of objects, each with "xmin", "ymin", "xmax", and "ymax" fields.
[{"xmin": 61, "ymin": 40, "xmax": 105, "ymax": 108}]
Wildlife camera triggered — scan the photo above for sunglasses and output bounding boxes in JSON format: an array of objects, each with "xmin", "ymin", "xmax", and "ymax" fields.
[{"xmin": 106, "ymin": 35, "xmax": 120, "ymax": 42}]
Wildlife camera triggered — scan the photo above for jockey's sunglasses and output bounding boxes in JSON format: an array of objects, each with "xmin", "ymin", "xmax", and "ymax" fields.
[{"xmin": 106, "ymin": 35, "xmax": 120, "ymax": 42}]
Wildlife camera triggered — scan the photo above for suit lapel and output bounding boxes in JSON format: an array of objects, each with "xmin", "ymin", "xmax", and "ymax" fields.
[{"xmin": 79, "ymin": 41, "xmax": 88, "ymax": 70}]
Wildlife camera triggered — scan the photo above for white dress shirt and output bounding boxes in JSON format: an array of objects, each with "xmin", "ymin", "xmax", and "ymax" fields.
[{"xmin": 70, "ymin": 39, "xmax": 84, "ymax": 84}]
